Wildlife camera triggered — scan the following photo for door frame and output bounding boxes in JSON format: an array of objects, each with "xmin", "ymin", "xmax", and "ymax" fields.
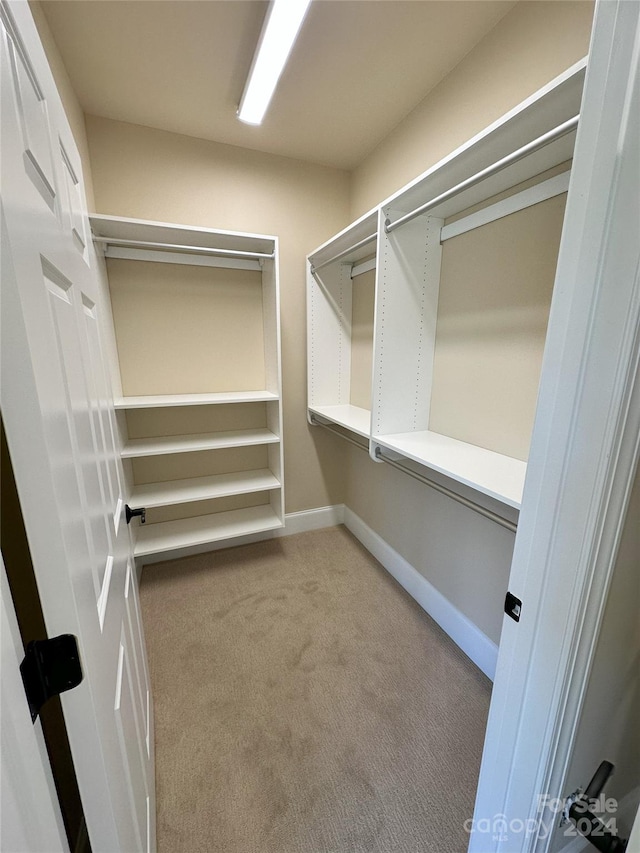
[{"xmin": 470, "ymin": 1, "xmax": 640, "ymax": 850}]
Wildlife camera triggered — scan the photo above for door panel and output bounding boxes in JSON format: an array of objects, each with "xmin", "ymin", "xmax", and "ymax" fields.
[
  {"xmin": 43, "ymin": 259, "xmax": 113, "ymax": 596},
  {"xmin": 0, "ymin": 2, "xmax": 154, "ymax": 849},
  {"xmin": 124, "ymin": 561, "xmax": 152, "ymax": 754},
  {"xmin": 115, "ymin": 630, "xmax": 150, "ymax": 853},
  {"xmin": 5, "ymin": 26, "xmax": 56, "ymax": 209}
]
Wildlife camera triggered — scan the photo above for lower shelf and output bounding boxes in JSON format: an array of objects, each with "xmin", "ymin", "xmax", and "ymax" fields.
[
  {"xmin": 375, "ymin": 430, "xmax": 526, "ymax": 509},
  {"xmin": 134, "ymin": 505, "xmax": 283, "ymax": 557}
]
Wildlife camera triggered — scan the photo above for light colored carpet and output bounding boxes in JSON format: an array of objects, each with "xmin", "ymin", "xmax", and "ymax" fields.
[{"xmin": 140, "ymin": 525, "xmax": 491, "ymax": 853}]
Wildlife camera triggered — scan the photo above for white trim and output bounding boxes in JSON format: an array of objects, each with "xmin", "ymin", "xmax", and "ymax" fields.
[
  {"xmin": 343, "ymin": 507, "xmax": 498, "ymax": 680},
  {"xmin": 104, "ymin": 246, "xmax": 262, "ymax": 271},
  {"xmin": 137, "ymin": 504, "xmax": 346, "ymax": 566},
  {"xmin": 351, "ymin": 257, "xmax": 376, "ymax": 278},
  {"xmin": 440, "ymin": 170, "xmax": 570, "ymax": 242},
  {"xmin": 280, "ymin": 504, "xmax": 345, "ymax": 534},
  {"xmin": 471, "ymin": 4, "xmax": 640, "ymax": 850}
]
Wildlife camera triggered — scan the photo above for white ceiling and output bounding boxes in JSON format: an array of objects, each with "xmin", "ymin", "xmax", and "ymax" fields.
[{"xmin": 40, "ymin": 0, "xmax": 518, "ymax": 170}]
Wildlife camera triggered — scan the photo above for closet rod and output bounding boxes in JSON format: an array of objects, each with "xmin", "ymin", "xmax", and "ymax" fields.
[
  {"xmin": 374, "ymin": 448, "xmax": 518, "ymax": 532},
  {"xmin": 309, "ymin": 415, "xmax": 370, "ymax": 453},
  {"xmin": 310, "ymin": 415, "xmax": 518, "ymax": 532},
  {"xmin": 92, "ymin": 236, "xmax": 275, "ymax": 260},
  {"xmin": 385, "ymin": 114, "xmax": 579, "ymax": 234},
  {"xmin": 310, "ymin": 232, "xmax": 377, "ymax": 274}
]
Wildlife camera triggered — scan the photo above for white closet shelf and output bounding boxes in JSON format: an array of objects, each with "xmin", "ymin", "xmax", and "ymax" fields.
[
  {"xmin": 114, "ymin": 391, "xmax": 279, "ymax": 409},
  {"xmin": 374, "ymin": 431, "xmax": 526, "ymax": 508},
  {"xmin": 134, "ymin": 505, "xmax": 283, "ymax": 557},
  {"xmin": 90, "ymin": 214, "xmax": 276, "ymax": 257},
  {"xmin": 309, "ymin": 210, "xmax": 378, "ymax": 270},
  {"xmin": 309, "ymin": 405, "xmax": 371, "ymax": 439},
  {"xmin": 130, "ymin": 469, "xmax": 280, "ymax": 509},
  {"xmin": 122, "ymin": 428, "xmax": 279, "ymax": 458}
]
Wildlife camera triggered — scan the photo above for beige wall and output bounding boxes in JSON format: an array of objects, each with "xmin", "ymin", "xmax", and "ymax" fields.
[
  {"xmin": 85, "ymin": 115, "xmax": 351, "ymax": 513},
  {"xmin": 350, "ymin": 268, "xmax": 375, "ymax": 411},
  {"xmin": 350, "ymin": 0, "xmax": 594, "ymax": 219},
  {"xmin": 108, "ymin": 259, "xmax": 266, "ymax": 396},
  {"xmin": 345, "ymin": 0, "xmax": 593, "ymax": 643},
  {"xmin": 431, "ymin": 192, "xmax": 566, "ymax": 461},
  {"xmin": 29, "ymin": 0, "xmax": 95, "ymax": 210}
]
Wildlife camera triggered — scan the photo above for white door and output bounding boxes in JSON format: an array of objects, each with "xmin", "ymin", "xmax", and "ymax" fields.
[
  {"xmin": 1, "ymin": 555, "xmax": 68, "ymax": 853},
  {"xmin": 0, "ymin": 2, "xmax": 155, "ymax": 851},
  {"xmin": 471, "ymin": 1, "xmax": 640, "ymax": 850}
]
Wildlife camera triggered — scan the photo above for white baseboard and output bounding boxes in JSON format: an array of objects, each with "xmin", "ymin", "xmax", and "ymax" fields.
[
  {"xmin": 138, "ymin": 504, "xmax": 345, "ymax": 567},
  {"xmin": 279, "ymin": 504, "xmax": 345, "ymax": 535},
  {"xmin": 343, "ymin": 507, "xmax": 498, "ymax": 681}
]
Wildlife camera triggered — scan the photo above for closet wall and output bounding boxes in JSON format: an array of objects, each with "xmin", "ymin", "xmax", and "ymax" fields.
[
  {"xmin": 84, "ymin": 116, "xmax": 350, "ymax": 514},
  {"xmin": 345, "ymin": 0, "xmax": 594, "ymax": 645},
  {"xmin": 33, "ymin": 0, "xmax": 593, "ymax": 640},
  {"xmin": 350, "ymin": 0, "xmax": 595, "ymax": 218}
]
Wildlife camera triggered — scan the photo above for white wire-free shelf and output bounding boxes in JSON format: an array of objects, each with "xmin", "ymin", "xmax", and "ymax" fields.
[
  {"xmin": 129, "ymin": 469, "xmax": 280, "ymax": 509},
  {"xmin": 122, "ymin": 428, "xmax": 279, "ymax": 458},
  {"xmin": 374, "ymin": 431, "xmax": 526, "ymax": 508},
  {"xmin": 115, "ymin": 391, "xmax": 279, "ymax": 409},
  {"xmin": 309, "ymin": 405, "xmax": 371, "ymax": 439},
  {"xmin": 134, "ymin": 505, "xmax": 283, "ymax": 557}
]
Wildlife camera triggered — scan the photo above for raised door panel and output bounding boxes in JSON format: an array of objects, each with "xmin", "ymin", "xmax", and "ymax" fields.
[
  {"xmin": 115, "ymin": 630, "xmax": 150, "ymax": 853},
  {"xmin": 59, "ymin": 140, "xmax": 87, "ymax": 255},
  {"xmin": 3, "ymin": 19, "xmax": 56, "ymax": 210}
]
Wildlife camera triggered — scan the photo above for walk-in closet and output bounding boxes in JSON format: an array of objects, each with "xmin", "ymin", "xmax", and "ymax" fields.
[{"xmin": 4, "ymin": 2, "xmax": 639, "ymax": 852}]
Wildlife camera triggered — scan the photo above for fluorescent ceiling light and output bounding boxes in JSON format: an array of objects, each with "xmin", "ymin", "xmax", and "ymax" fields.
[{"xmin": 238, "ymin": 0, "xmax": 312, "ymax": 126}]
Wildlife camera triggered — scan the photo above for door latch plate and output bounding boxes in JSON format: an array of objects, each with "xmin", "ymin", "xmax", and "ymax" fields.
[{"xmin": 505, "ymin": 591, "xmax": 522, "ymax": 622}]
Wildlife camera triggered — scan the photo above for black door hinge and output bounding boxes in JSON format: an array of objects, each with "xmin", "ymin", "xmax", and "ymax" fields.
[
  {"xmin": 505, "ymin": 591, "xmax": 522, "ymax": 622},
  {"xmin": 20, "ymin": 635, "xmax": 83, "ymax": 723}
]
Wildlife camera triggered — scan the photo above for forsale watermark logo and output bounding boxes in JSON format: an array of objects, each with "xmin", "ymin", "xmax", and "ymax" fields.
[{"xmin": 464, "ymin": 793, "xmax": 620, "ymax": 844}]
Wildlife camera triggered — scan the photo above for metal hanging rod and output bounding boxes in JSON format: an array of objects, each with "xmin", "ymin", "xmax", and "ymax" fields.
[
  {"xmin": 374, "ymin": 447, "xmax": 518, "ymax": 532},
  {"xmin": 310, "ymin": 232, "xmax": 377, "ymax": 274},
  {"xmin": 309, "ymin": 414, "xmax": 518, "ymax": 532},
  {"xmin": 385, "ymin": 114, "xmax": 579, "ymax": 234},
  {"xmin": 92, "ymin": 236, "xmax": 275, "ymax": 260},
  {"xmin": 309, "ymin": 415, "xmax": 370, "ymax": 453}
]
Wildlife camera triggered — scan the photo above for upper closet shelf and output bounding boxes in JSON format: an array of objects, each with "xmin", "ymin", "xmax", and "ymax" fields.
[
  {"xmin": 382, "ymin": 60, "xmax": 584, "ymax": 225},
  {"xmin": 309, "ymin": 209, "xmax": 378, "ymax": 273},
  {"xmin": 114, "ymin": 391, "xmax": 279, "ymax": 409},
  {"xmin": 374, "ymin": 431, "xmax": 526, "ymax": 509},
  {"xmin": 90, "ymin": 214, "xmax": 277, "ymax": 270}
]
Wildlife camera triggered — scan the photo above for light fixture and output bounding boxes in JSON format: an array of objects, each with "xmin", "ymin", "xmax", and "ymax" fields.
[{"xmin": 237, "ymin": 0, "xmax": 312, "ymax": 126}]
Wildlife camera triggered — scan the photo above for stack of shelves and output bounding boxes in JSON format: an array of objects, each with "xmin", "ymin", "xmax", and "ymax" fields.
[
  {"xmin": 307, "ymin": 60, "xmax": 586, "ymax": 516},
  {"xmin": 91, "ymin": 216, "xmax": 284, "ymax": 560},
  {"xmin": 307, "ymin": 208, "xmax": 378, "ymax": 438}
]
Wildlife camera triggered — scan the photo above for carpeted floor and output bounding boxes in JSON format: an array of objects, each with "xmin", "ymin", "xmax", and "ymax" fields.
[{"xmin": 140, "ymin": 525, "xmax": 491, "ymax": 853}]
